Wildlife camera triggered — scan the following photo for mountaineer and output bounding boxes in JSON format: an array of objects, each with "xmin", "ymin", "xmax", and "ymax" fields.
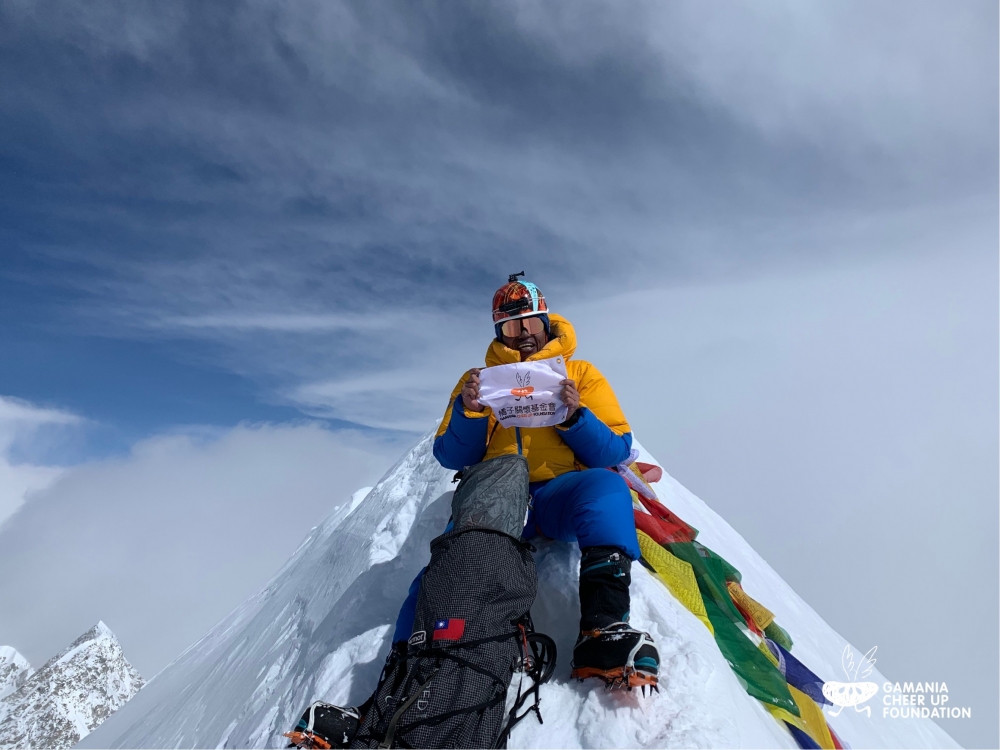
[
  {"xmin": 285, "ymin": 275, "xmax": 657, "ymax": 749},
  {"xmin": 399, "ymin": 273, "xmax": 659, "ymax": 687}
]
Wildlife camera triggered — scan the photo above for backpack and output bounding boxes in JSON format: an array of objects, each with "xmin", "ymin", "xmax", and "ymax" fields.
[{"xmin": 350, "ymin": 455, "xmax": 556, "ymax": 749}]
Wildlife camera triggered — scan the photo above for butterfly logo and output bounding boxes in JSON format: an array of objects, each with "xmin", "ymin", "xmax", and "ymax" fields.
[{"xmin": 823, "ymin": 645, "xmax": 879, "ymax": 717}]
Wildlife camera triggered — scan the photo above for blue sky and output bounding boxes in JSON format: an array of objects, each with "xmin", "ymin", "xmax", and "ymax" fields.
[
  {"xmin": 1, "ymin": 0, "xmax": 993, "ymax": 448},
  {"xmin": 0, "ymin": 1, "xmax": 996, "ymax": 745}
]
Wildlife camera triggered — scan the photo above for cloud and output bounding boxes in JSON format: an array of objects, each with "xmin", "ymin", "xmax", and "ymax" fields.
[
  {"xmin": 3, "ymin": 1, "xmax": 994, "ymax": 316},
  {"xmin": 0, "ymin": 395, "xmax": 80, "ymax": 435},
  {"xmin": 162, "ymin": 312, "xmax": 399, "ymax": 333},
  {"xmin": 1, "ymin": 0, "xmax": 994, "ymax": 437},
  {"xmin": 643, "ymin": 2, "xmax": 995, "ymax": 147},
  {"xmin": 562, "ymin": 246, "xmax": 998, "ymax": 748},
  {"xmin": 0, "ymin": 396, "xmax": 81, "ymax": 528},
  {"xmin": 290, "ymin": 371, "xmax": 452, "ymax": 433},
  {"xmin": 0, "ymin": 461, "xmax": 61, "ymax": 532},
  {"xmin": 0, "ymin": 420, "xmax": 402, "ymax": 678}
]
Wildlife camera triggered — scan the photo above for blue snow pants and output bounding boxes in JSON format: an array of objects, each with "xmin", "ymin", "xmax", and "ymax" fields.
[{"xmin": 391, "ymin": 468, "xmax": 639, "ymax": 642}]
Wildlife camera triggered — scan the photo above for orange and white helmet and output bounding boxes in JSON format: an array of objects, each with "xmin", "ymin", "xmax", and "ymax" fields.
[
  {"xmin": 492, "ymin": 273, "xmax": 550, "ymax": 340},
  {"xmin": 492, "ymin": 272, "xmax": 548, "ymax": 323}
]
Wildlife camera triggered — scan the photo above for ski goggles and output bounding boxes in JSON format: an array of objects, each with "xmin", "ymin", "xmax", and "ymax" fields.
[{"xmin": 499, "ymin": 315, "xmax": 547, "ymax": 338}]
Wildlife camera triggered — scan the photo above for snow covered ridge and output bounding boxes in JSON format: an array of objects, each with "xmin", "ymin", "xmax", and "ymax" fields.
[
  {"xmin": 80, "ymin": 433, "xmax": 957, "ymax": 749},
  {"xmin": 0, "ymin": 622, "xmax": 144, "ymax": 749},
  {"xmin": 0, "ymin": 647, "xmax": 33, "ymax": 703}
]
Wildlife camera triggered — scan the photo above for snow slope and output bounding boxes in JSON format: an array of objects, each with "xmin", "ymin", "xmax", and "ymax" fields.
[
  {"xmin": 80, "ymin": 433, "xmax": 957, "ymax": 749},
  {"xmin": 0, "ymin": 622, "xmax": 144, "ymax": 749}
]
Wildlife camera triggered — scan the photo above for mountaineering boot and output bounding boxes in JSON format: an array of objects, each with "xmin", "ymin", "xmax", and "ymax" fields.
[
  {"xmin": 571, "ymin": 622, "xmax": 660, "ymax": 689},
  {"xmin": 571, "ymin": 546, "xmax": 659, "ymax": 689},
  {"xmin": 284, "ymin": 701, "xmax": 360, "ymax": 749},
  {"xmin": 577, "ymin": 546, "xmax": 631, "ymax": 631},
  {"xmin": 285, "ymin": 642, "xmax": 405, "ymax": 748}
]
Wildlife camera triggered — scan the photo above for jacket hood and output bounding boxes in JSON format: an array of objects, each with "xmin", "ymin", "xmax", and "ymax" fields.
[{"xmin": 485, "ymin": 312, "xmax": 577, "ymax": 366}]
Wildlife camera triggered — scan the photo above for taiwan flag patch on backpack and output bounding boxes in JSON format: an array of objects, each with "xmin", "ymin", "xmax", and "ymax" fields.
[{"xmin": 433, "ymin": 618, "xmax": 466, "ymax": 641}]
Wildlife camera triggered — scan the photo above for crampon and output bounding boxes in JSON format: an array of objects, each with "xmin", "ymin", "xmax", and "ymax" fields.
[
  {"xmin": 284, "ymin": 730, "xmax": 332, "ymax": 749},
  {"xmin": 570, "ymin": 623, "xmax": 659, "ymax": 694},
  {"xmin": 283, "ymin": 700, "xmax": 360, "ymax": 749},
  {"xmin": 571, "ymin": 664, "xmax": 659, "ymax": 694}
]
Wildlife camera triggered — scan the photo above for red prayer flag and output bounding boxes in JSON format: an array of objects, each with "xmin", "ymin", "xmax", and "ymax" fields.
[{"xmin": 636, "ymin": 462, "xmax": 663, "ymax": 483}]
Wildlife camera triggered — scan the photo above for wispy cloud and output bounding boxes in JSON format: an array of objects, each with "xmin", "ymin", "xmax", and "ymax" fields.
[
  {"xmin": 289, "ymin": 370, "xmax": 455, "ymax": 433},
  {"xmin": 0, "ymin": 0, "xmax": 994, "ymax": 435},
  {"xmin": 0, "ymin": 395, "xmax": 83, "ymax": 528},
  {"xmin": 162, "ymin": 313, "xmax": 400, "ymax": 333},
  {"xmin": 0, "ymin": 396, "xmax": 81, "ymax": 433}
]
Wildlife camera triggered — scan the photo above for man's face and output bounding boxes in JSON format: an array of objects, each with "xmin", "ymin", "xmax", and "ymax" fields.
[{"xmin": 501, "ymin": 316, "xmax": 549, "ymax": 359}]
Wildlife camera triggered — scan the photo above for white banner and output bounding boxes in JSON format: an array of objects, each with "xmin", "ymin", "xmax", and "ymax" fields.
[{"xmin": 477, "ymin": 356, "xmax": 569, "ymax": 428}]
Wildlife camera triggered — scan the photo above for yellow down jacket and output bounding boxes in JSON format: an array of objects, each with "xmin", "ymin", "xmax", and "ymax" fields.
[{"xmin": 434, "ymin": 313, "xmax": 631, "ymax": 482}]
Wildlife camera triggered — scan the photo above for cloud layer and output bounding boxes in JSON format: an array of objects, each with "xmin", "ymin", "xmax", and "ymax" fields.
[
  {"xmin": 0, "ymin": 421, "xmax": 399, "ymax": 677},
  {"xmin": 1, "ymin": 0, "xmax": 995, "ymax": 431}
]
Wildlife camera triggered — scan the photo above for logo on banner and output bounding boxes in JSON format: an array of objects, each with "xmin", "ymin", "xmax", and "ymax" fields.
[
  {"xmin": 478, "ymin": 358, "xmax": 568, "ymax": 427},
  {"xmin": 511, "ymin": 369, "xmax": 534, "ymax": 400}
]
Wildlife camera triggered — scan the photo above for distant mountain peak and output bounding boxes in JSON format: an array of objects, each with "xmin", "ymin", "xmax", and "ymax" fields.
[
  {"xmin": 0, "ymin": 647, "xmax": 32, "ymax": 703},
  {"xmin": 0, "ymin": 622, "xmax": 144, "ymax": 749}
]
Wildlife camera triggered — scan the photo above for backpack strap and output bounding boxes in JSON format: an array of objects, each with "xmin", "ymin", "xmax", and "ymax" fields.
[
  {"xmin": 378, "ymin": 668, "xmax": 439, "ymax": 749},
  {"xmin": 494, "ymin": 624, "xmax": 557, "ymax": 747}
]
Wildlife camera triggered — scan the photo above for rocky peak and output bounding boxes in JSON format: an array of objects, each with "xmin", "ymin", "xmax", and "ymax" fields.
[
  {"xmin": 0, "ymin": 622, "xmax": 144, "ymax": 749},
  {"xmin": 0, "ymin": 647, "xmax": 32, "ymax": 704}
]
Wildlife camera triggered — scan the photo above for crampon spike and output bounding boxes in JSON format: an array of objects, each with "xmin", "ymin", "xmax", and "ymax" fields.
[
  {"xmin": 570, "ymin": 666, "xmax": 658, "ymax": 692},
  {"xmin": 283, "ymin": 732, "xmax": 331, "ymax": 750}
]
